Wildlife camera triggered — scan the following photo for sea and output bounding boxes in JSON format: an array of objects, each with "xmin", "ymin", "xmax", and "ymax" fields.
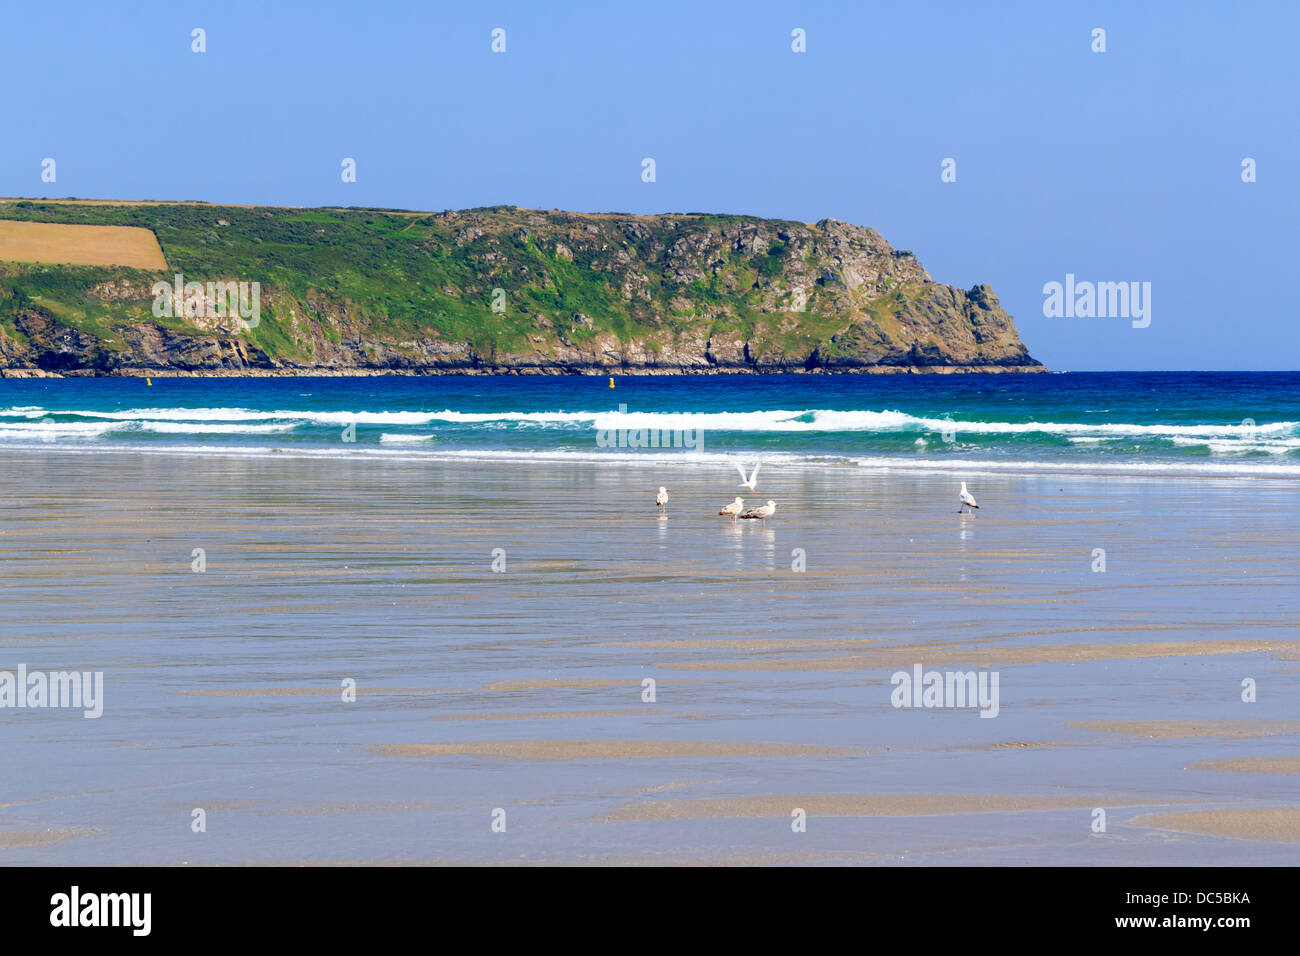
[{"xmin": 0, "ymin": 371, "xmax": 1297, "ymax": 477}]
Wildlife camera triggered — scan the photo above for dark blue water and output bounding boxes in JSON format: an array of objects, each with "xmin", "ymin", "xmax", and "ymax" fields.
[{"xmin": 0, "ymin": 372, "xmax": 1297, "ymax": 475}]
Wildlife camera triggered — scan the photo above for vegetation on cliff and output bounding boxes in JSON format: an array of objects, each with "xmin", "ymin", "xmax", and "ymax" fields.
[{"xmin": 0, "ymin": 200, "xmax": 1042, "ymax": 375}]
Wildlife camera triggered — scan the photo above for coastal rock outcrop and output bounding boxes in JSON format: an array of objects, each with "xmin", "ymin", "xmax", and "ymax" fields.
[{"xmin": 0, "ymin": 201, "xmax": 1043, "ymax": 375}]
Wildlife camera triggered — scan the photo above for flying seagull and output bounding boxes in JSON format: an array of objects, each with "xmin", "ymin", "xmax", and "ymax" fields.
[
  {"xmin": 735, "ymin": 461, "xmax": 761, "ymax": 492},
  {"xmin": 958, "ymin": 482, "xmax": 979, "ymax": 514},
  {"xmin": 740, "ymin": 500, "xmax": 776, "ymax": 526},
  {"xmin": 656, "ymin": 486, "xmax": 669, "ymax": 514},
  {"xmin": 718, "ymin": 497, "xmax": 744, "ymax": 522}
]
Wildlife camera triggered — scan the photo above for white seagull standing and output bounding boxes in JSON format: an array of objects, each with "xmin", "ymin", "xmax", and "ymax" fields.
[
  {"xmin": 735, "ymin": 461, "xmax": 761, "ymax": 492},
  {"xmin": 718, "ymin": 496, "xmax": 744, "ymax": 522},
  {"xmin": 655, "ymin": 486, "xmax": 669, "ymax": 514},
  {"xmin": 739, "ymin": 499, "xmax": 776, "ymax": 526},
  {"xmin": 958, "ymin": 482, "xmax": 979, "ymax": 514}
]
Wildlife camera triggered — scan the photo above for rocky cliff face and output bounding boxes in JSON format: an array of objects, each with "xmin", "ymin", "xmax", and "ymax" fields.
[{"xmin": 0, "ymin": 203, "xmax": 1043, "ymax": 375}]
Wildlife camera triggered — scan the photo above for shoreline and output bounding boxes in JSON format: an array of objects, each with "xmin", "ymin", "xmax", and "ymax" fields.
[
  {"xmin": 0, "ymin": 364, "xmax": 1051, "ymax": 379},
  {"xmin": 0, "ymin": 441, "xmax": 1295, "ymax": 481}
]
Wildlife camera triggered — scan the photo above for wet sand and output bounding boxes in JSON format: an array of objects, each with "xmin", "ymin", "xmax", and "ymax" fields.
[
  {"xmin": 599, "ymin": 793, "xmax": 1176, "ymax": 822},
  {"xmin": 659, "ymin": 639, "xmax": 1300, "ymax": 672},
  {"xmin": 371, "ymin": 740, "xmax": 858, "ymax": 760},
  {"xmin": 1068, "ymin": 720, "xmax": 1300, "ymax": 740},
  {"xmin": 1127, "ymin": 809, "xmax": 1300, "ymax": 843},
  {"xmin": 0, "ymin": 828, "xmax": 98, "ymax": 849},
  {"xmin": 1, "ymin": 450, "xmax": 1298, "ymax": 865},
  {"xmin": 1189, "ymin": 757, "xmax": 1300, "ymax": 774}
]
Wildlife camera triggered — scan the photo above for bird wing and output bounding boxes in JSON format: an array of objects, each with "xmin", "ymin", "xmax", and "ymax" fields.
[
  {"xmin": 735, "ymin": 462, "xmax": 750, "ymax": 483},
  {"xmin": 749, "ymin": 462, "xmax": 761, "ymax": 484}
]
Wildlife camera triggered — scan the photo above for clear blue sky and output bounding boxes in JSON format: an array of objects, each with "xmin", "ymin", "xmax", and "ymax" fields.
[{"xmin": 2, "ymin": 0, "xmax": 1296, "ymax": 370}]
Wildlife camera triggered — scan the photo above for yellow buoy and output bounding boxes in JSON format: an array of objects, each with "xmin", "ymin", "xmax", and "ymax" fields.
[
  {"xmin": 609, "ymin": 377, "xmax": 614, "ymax": 388},
  {"xmin": 146, "ymin": 377, "xmax": 152, "ymax": 386}
]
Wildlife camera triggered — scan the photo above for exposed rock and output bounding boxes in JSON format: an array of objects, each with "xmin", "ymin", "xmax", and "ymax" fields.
[{"xmin": 0, "ymin": 203, "xmax": 1043, "ymax": 376}]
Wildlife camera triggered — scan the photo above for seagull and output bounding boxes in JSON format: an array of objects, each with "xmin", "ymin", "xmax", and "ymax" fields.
[
  {"xmin": 655, "ymin": 486, "xmax": 669, "ymax": 513},
  {"xmin": 739, "ymin": 499, "xmax": 776, "ymax": 526},
  {"xmin": 958, "ymin": 482, "xmax": 979, "ymax": 514},
  {"xmin": 718, "ymin": 496, "xmax": 744, "ymax": 522},
  {"xmin": 735, "ymin": 461, "xmax": 761, "ymax": 492}
]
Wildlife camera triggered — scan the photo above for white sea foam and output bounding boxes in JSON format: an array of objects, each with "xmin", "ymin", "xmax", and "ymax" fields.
[
  {"xmin": 586, "ymin": 408, "xmax": 1299, "ymax": 439},
  {"xmin": 2, "ymin": 404, "xmax": 1295, "ymax": 441},
  {"xmin": 133, "ymin": 421, "xmax": 298, "ymax": 435},
  {"xmin": 20, "ymin": 407, "xmax": 595, "ymax": 426},
  {"xmin": 2, "ymin": 440, "xmax": 1299, "ymax": 478},
  {"xmin": 1169, "ymin": 435, "xmax": 1300, "ymax": 455},
  {"xmin": 0, "ymin": 421, "xmax": 120, "ymax": 439},
  {"xmin": 21, "ymin": 407, "xmax": 278, "ymax": 422},
  {"xmin": 4, "ymin": 405, "xmax": 1290, "ymax": 438}
]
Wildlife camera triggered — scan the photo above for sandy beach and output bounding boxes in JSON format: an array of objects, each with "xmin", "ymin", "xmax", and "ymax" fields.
[{"xmin": 0, "ymin": 449, "xmax": 1298, "ymax": 865}]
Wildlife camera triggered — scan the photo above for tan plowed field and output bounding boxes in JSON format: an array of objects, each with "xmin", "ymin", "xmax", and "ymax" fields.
[{"xmin": 0, "ymin": 219, "xmax": 167, "ymax": 269}]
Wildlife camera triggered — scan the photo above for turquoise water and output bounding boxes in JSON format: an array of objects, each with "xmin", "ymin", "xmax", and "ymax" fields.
[{"xmin": 0, "ymin": 372, "xmax": 1297, "ymax": 476}]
